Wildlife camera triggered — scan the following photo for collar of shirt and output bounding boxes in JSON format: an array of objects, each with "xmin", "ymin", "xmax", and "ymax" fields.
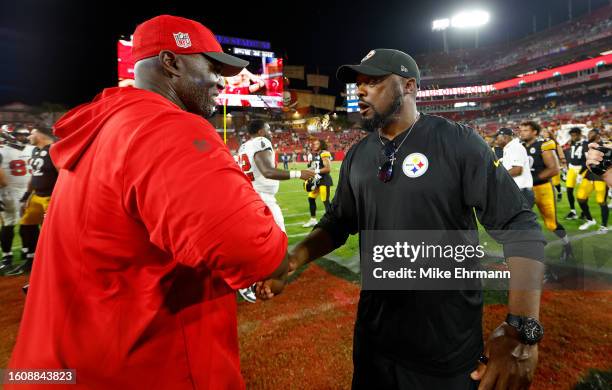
[{"xmin": 503, "ymin": 137, "xmax": 520, "ymax": 152}]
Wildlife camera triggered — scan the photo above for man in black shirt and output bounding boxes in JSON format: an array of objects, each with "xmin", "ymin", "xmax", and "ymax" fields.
[
  {"xmin": 264, "ymin": 49, "xmax": 546, "ymax": 389},
  {"xmin": 6, "ymin": 127, "xmax": 58, "ymax": 276},
  {"xmin": 576, "ymin": 129, "xmax": 609, "ymax": 233}
]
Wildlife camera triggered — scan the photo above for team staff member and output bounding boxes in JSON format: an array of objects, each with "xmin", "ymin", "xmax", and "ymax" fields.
[
  {"xmin": 576, "ymin": 129, "xmax": 608, "ymax": 233},
  {"xmin": 273, "ymin": 49, "xmax": 546, "ymax": 390},
  {"xmin": 8, "ymin": 15, "xmax": 289, "ymax": 389},
  {"xmin": 495, "ymin": 127, "xmax": 534, "ymax": 207},
  {"xmin": 586, "ymin": 142, "xmax": 612, "ymax": 186},
  {"xmin": 519, "ymin": 121, "xmax": 573, "ymax": 262},
  {"xmin": 4, "ymin": 127, "xmax": 57, "ymax": 276},
  {"xmin": 302, "ymin": 139, "xmax": 333, "ymax": 228},
  {"xmin": 565, "ymin": 128, "xmax": 589, "ymax": 220}
]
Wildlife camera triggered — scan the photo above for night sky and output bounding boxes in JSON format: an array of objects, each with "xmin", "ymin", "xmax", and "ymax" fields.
[{"xmin": 0, "ymin": 0, "xmax": 608, "ymax": 106}]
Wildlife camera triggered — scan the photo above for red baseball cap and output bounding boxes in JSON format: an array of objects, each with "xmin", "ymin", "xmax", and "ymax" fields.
[{"xmin": 132, "ymin": 15, "xmax": 248, "ymax": 76}]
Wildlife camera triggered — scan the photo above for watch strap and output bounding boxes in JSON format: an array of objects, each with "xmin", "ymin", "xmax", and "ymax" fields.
[{"xmin": 505, "ymin": 313, "xmax": 523, "ymax": 329}]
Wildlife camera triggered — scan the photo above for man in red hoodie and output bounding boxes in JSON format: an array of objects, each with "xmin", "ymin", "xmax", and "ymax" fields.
[{"xmin": 7, "ymin": 15, "xmax": 288, "ymax": 389}]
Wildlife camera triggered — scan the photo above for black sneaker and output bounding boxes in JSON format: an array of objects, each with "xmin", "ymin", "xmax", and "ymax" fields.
[
  {"xmin": 5, "ymin": 260, "xmax": 32, "ymax": 276},
  {"xmin": 565, "ymin": 211, "xmax": 578, "ymax": 220}
]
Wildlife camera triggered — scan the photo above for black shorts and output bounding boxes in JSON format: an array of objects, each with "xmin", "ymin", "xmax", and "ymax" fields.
[{"xmin": 352, "ymin": 343, "xmax": 479, "ymax": 390}]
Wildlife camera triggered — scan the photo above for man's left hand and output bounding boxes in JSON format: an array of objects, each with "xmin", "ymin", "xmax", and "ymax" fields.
[{"xmin": 471, "ymin": 323, "xmax": 538, "ymax": 390}]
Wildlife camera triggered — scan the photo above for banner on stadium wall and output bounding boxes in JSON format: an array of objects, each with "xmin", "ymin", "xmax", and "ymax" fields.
[
  {"xmin": 284, "ymin": 65, "xmax": 305, "ymax": 80},
  {"xmin": 291, "ymin": 91, "xmax": 336, "ymax": 111},
  {"xmin": 417, "ymin": 53, "xmax": 612, "ymax": 99},
  {"xmin": 306, "ymin": 74, "xmax": 329, "ymax": 89}
]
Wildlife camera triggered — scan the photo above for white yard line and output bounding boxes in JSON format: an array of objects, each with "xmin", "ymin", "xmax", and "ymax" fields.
[{"xmin": 288, "ymin": 232, "xmax": 310, "ymax": 238}]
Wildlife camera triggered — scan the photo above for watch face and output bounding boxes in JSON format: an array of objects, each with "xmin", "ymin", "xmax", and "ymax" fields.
[{"xmin": 522, "ymin": 318, "xmax": 544, "ymax": 344}]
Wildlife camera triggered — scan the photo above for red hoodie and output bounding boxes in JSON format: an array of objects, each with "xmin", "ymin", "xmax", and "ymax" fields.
[{"xmin": 8, "ymin": 87, "xmax": 286, "ymax": 389}]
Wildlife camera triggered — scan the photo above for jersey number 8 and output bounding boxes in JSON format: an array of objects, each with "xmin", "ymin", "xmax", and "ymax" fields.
[{"xmin": 9, "ymin": 160, "xmax": 27, "ymax": 176}]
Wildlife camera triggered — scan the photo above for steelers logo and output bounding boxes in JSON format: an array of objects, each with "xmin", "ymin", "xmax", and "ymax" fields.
[
  {"xmin": 402, "ymin": 153, "xmax": 429, "ymax": 178},
  {"xmin": 361, "ymin": 50, "xmax": 376, "ymax": 63}
]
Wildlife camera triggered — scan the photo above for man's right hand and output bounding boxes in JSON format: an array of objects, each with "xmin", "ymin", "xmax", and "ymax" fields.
[
  {"xmin": 255, "ymin": 277, "xmax": 286, "ymax": 300},
  {"xmin": 300, "ymin": 169, "xmax": 316, "ymax": 180}
]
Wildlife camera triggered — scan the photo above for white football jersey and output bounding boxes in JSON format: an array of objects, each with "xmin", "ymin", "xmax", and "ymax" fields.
[
  {"xmin": 238, "ymin": 137, "xmax": 279, "ymax": 195},
  {"xmin": 0, "ymin": 144, "xmax": 34, "ymax": 190}
]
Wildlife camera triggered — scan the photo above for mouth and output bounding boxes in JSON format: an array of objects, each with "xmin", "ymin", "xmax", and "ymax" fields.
[{"xmin": 358, "ymin": 102, "xmax": 371, "ymax": 115}]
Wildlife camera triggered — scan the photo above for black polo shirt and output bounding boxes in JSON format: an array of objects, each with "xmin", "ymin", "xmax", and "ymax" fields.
[{"xmin": 316, "ymin": 113, "xmax": 545, "ymax": 376}]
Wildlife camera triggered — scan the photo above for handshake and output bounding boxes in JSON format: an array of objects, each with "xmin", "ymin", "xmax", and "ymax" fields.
[{"xmin": 253, "ymin": 250, "xmax": 305, "ymax": 300}]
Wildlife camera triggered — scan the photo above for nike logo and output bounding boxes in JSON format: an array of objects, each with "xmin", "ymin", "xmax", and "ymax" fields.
[
  {"xmin": 493, "ymin": 160, "xmax": 500, "ymax": 167},
  {"xmin": 193, "ymin": 139, "xmax": 211, "ymax": 152}
]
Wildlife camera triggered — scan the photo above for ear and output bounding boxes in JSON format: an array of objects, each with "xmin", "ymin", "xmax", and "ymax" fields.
[
  {"xmin": 403, "ymin": 78, "xmax": 418, "ymax": 96},
  {"xmin": 158, "ymin": 50, "xmax": 181, "ymax": 78}
]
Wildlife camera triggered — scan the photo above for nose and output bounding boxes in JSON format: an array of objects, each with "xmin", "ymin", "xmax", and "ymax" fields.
[{"xmin": 357, "ymin": 82, "xmax": 366, "ymax": 98}]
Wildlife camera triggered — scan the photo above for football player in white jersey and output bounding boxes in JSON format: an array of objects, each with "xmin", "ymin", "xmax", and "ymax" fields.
[
  {"xmin": 0, "ymin": 128, "xmax": 35, "ymax": 273},
  {"xmin": 236, "ymin": 119, "xmax": 315, "ymax": 302}
]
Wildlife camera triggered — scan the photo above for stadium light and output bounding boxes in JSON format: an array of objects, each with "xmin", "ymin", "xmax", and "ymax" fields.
[
  {"xmin": 451, "ymin": 10, "xmax": 490, "ymax": 29},
  {"xmin": 432, "ymin": 18, "xmax": 450, "ymax": 31}
]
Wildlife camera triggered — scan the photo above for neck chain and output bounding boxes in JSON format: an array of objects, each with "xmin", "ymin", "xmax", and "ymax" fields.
[{"xmin": 378, "ymin": 113, "xmax": 421, "ymax": 164}]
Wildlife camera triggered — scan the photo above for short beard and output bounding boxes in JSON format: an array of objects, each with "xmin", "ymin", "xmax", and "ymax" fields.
[{"xmin": 361, "ymin": 90, "xmax": 403, "ymax": 133}]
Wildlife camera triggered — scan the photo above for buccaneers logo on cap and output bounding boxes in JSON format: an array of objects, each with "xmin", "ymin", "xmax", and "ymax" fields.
[
  {"xmin": 361, "ymin": 50, "xmax": 376, "ymax": 63},
  {"xmin": 173, "ymin": 32, "xmax": 192, "ymax": 48}
]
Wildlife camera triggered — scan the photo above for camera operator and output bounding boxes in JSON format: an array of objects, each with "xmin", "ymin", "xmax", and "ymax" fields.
[{"xmin": 586, "ymin": 142, "xmax": 612, "ymax": 186}]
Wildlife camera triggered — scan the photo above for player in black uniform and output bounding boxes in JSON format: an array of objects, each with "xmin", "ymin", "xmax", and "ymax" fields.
[
  {"xmin": 519, "ymin": 121, "xmax": 573, "ymax": 262},
  {"xmin": 540, "ymin": 128, "xmax": 566, "ymax": 201},
  {"xmin": 565, "ymin": 128, "xmax": 589, "ymax": 220},
  {"xmin": 6, "ymin": 127, "xmax": 58, "ymax": 276},
  {"xmin": 576, "ymin": 129, "xmax": 609, "ymax": 233},
  {"xmin": 302, "ymin": 139, "xmax": 333, "ymax": 227}
]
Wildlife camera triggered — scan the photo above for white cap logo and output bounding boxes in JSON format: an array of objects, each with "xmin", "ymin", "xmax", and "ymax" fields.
[
  {"xmin": 361, "ymin": 50, "xmax": 376, "ymax": 63},
  {"xmin": 173, "ymin": 32, "xmax": 192, "ymax": 48},
  {"xmin": 401, "ymin": 65, "xmax": 408, "ymax": 72}
]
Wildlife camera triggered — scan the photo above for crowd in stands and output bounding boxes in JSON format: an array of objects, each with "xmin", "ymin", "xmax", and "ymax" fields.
[
  {"xmin": 417, "ymin": 5, "xmax": 612, "ymax": 78},
  {"xmin": 230, "ymin": 129, "xmax": 367, "ymax": 159}
]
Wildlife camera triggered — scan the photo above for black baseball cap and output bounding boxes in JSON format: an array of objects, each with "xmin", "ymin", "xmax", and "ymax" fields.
[
  {"xmin": 496, "ymin": 127, "xmax": 514, "ymax": 136},
  {"xmin": 336, "ymin": 48, "xmax": 420, "ymax": 86}
]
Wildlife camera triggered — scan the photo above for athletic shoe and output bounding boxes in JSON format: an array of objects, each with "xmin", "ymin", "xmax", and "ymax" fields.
[
  {"xmin": 579, "ymin": 219, "xmax": 597, "ymax": 231},
  {"xmin": 238, "ymin": 285, "xmax": 257, "ymax": 303},
  {"xmin": 302, "ymin": 218, "xmax": 318, "ymax": 228},
  {"xmin": 597, "ymin": 226, "xmax": 608, "ymax": 234},
  {"xmin": 543, "ymin": 268, "xmax": 558, "ymax": 284},
  {"xmin": 5, "ymin": 260, "xmax": 32, "ymax": 276},
  {"xmin": 0, "ymin": 262, "xmax": 13, "ymax": 274},
  {"xmin": 565, "ymin": 210, "xmax": 578, "ymax": 220}
]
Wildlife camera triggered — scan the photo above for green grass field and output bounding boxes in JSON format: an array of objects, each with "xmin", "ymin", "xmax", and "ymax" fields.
[
  {"xmin": 279, "ymin": 162, "xmax": 612, "ymax": 276},
  {"xmin": 2, "ymin": 161, "xmax": 610, "ymax": 275}
]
